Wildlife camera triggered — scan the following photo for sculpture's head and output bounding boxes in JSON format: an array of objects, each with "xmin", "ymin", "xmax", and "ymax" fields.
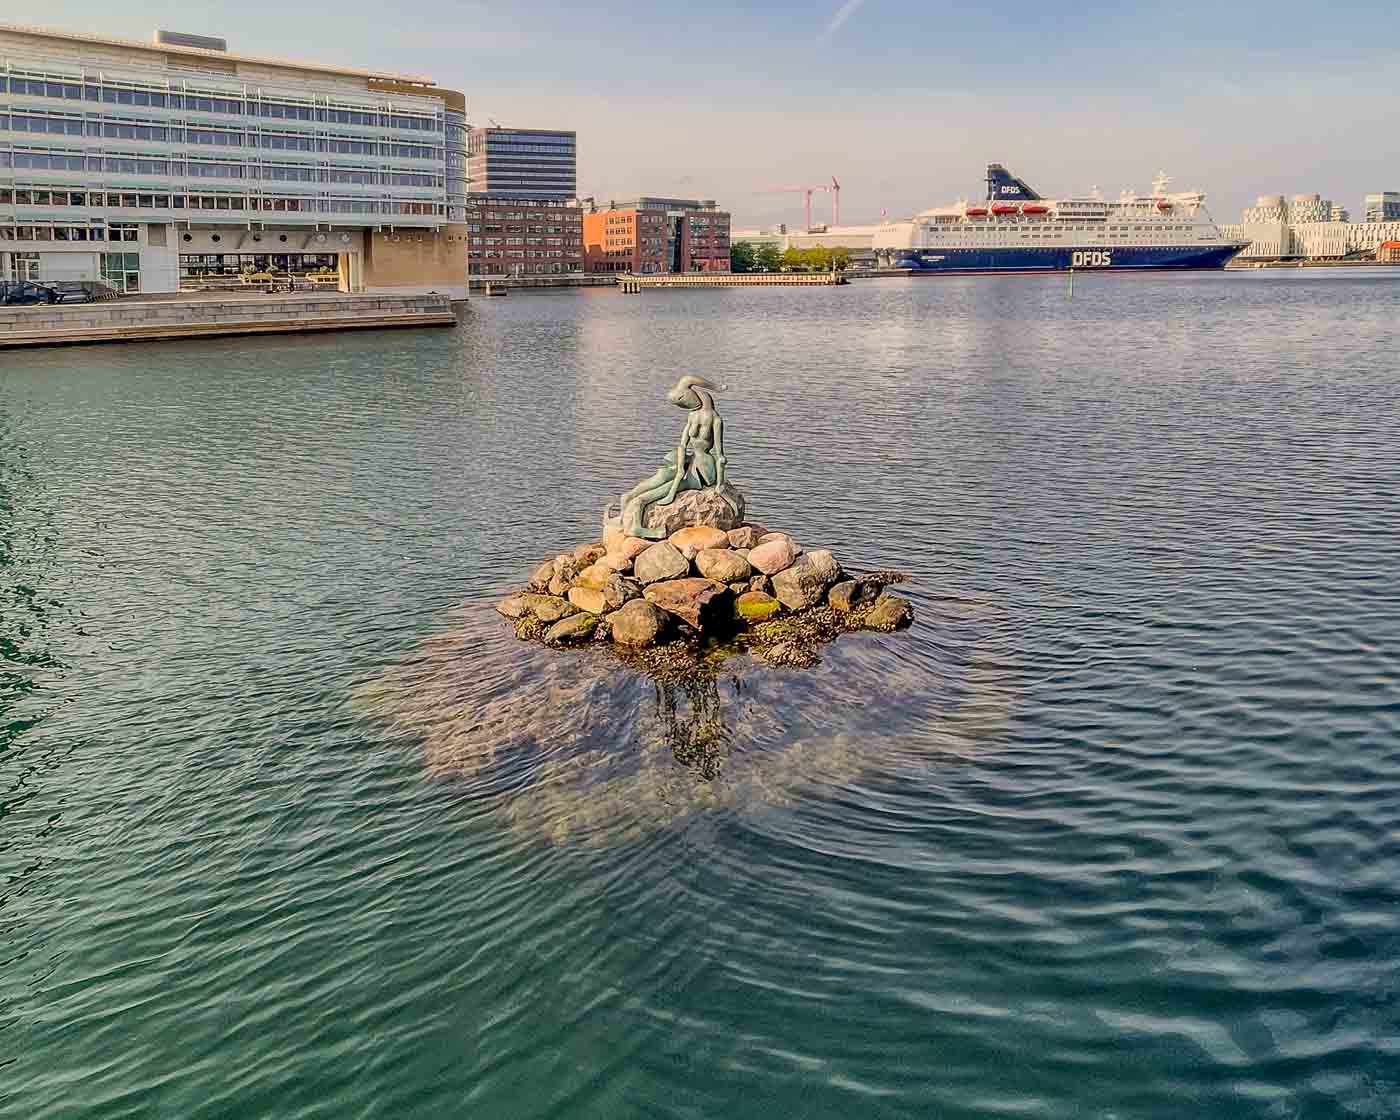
[{"xmin": 667, "ymin": 376, "xmax": 726, "ymax": 411}]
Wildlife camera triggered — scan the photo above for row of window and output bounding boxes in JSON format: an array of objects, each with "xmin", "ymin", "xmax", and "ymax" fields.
[
  {"xmin": 0, "ymin": 151, "xmax": 441, "ymax": 186},
  {"xmin": 477, "ymin": 249, "xmax": 575, "ymax": 259},
  {"xmin": 1, "ymin": 75, "xmax": 441, "ymax": 130},
  {"xmin": 1, "ymin": 113, "xmax": 442, "ymax": 158},
  {"xmin": 0, "ymin": 223, "xmax": 140, "ymax": 242},
  {"xmin": 474, "ymin": 224, "xmax": 580, "ymax": 234},
  {"xmin": 0, "ymin": 186, "xmax": 444, "ymax": 215},
  {"xmin": 471, "ymin": 211, "xmax": 581, "ymax": 222},
  {"xmin": 476, "ymin": 237, "xmax": 582, "ymax": 247}
]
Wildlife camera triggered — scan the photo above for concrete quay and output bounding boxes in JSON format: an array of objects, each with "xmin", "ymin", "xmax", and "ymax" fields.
[
  {"xmin": 617, "ymin": 272, "xmax": 846, "ymax": 292},
  {"xmin": 0, "ymin": 292, "xmax": 457, "ymax": 350}
]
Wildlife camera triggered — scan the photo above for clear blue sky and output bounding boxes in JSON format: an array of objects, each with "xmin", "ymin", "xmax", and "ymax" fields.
[{"xmin": 26, "ymin": 0, "xmax": 1400, "ymax": 226}]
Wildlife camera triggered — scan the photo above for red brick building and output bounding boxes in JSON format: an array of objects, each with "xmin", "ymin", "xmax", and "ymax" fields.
[
  {"xmin": 1378, "ymin": 241, "xmax": 1400, "ymax": 264},
  {"xmin": 582, "ymin": 197, "xmax": 730, "ymax": 274},
  {"xmin": 466, "ymin": 196, "xmax": 583, "ymax": 277}
]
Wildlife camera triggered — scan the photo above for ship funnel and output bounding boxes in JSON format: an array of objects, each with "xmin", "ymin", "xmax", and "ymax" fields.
[{"xmin": 985, "ymin": 164, "xmax": 1042, "ymax": 202}]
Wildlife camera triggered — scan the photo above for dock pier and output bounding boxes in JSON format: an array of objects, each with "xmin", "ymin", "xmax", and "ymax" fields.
[{"xmin": 617, "ymin": 272, "xmax": 846, "ymax": 293}]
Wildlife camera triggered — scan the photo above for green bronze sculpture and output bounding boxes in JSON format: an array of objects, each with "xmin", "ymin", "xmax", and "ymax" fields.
[{"xmin": 609, "ymin": 376, "xmax": 743, "ymax": 540}]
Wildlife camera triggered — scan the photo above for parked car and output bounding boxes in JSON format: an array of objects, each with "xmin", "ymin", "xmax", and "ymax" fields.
[
  {"xmin": 49, "ymin": 281, "xmax": 96, "ymax": 304},
  {"xmin": 0, "ymin": 280, "xmax": 58, "ymax": 306}
]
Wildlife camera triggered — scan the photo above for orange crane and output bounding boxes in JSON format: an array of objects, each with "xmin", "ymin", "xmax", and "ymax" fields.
[{"xmin": 760, "ymin": 177, "xmax": 841, "ymax": 230}]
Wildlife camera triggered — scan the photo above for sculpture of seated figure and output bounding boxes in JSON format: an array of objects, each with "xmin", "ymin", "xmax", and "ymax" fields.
[{"xmin": 614, "ymin": 376, "xmax": 739, "ymax": 540}]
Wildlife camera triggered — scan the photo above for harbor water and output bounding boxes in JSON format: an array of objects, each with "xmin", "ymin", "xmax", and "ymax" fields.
[{"xmin": 4, "ymin": 271, "xmax": 1399, "ymax": 1118}]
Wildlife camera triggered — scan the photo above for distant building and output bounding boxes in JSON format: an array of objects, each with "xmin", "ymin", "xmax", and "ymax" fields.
[
  {"xmin": 1224, "ymin": 192, "xmax": 1400, "ymax": 260},
  {"xmin": 731, "ymin": 226, "xmax": 786, "ymax": 251},
  {"xmin": 1365, "ymin": 192, "xmax": 1400, "ymax": 223},
  {"xmin": 581, "ymin": 197, "xmax": 730, "ymax": 274},
  {"xmin": 1378, "ymin": 241, "xmax": 1400, "ymax": 263},
  {"xmin": 465, "ymin": 195, "xmax": 582, "ymax": 276},
  {"xmin": 467, "ymin": 128, "xmax": 576, "ymax": 201},
  {"xmin": 1, "ymin": 22, "xmax": 468, "ymax": 295}
]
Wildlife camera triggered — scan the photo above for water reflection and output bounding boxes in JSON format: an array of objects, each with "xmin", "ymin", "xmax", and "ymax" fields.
[{"xmin": 353, "ymin": 592, "xmax": 1015, "ymax": 847}]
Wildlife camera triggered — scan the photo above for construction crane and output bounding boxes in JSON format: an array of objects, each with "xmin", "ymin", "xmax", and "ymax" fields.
[{"xmin": 759, "ymin": 177, "xmax": 841, "ymax": 230}]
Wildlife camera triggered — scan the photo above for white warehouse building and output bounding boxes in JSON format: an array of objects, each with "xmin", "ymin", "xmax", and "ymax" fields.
[
  {"xmin": 1, "ymin": 23, "xmax": 468, "ymax": 295},
  {"xmin": 1222, "ymin": 192, "xmax": 1400, "ymax": 261}
]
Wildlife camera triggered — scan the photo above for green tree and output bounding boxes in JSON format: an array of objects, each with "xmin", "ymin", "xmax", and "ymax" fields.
[
  {"xmin": 780, "ymin": 247, "xmax": 805, "ymax": 272},
  {"xmin": 831, "ymin": 248, "xmax": 852, "ymax": 271},
  {"xmin": 754, "ymin": 243, "xmax": 782, "ymax": 273},
  {"xmin": 730, "ymin": 242, "xmax": 756, "ymax": 273}
]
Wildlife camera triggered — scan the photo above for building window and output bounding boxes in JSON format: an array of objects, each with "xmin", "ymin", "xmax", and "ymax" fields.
[
  {"xmin": 13, "ymin": 253, "xmax": 41, "ymax": 281},
  {"xmin": 101, "ymin": 252, "xmax": 141, "ymax": 293}
]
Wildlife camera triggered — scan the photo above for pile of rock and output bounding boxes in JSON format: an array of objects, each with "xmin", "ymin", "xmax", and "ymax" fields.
[{"xmin": 497, "ymin": 521, "xmax": 913, "ymax": 657}]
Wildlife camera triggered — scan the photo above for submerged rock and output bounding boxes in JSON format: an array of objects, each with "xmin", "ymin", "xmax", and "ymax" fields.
[
  {"xmin": 634, "ymin": 541, "xmax": 690, "ymax": 584},
  {"xmin": 609, "ymin": 599, "xmax": 668, "ymax": 648},
  {"xmin": 496, "ymin": 594, "xmax": 531, "ymax": 620},
  {"xmin": 695, "ymin": 547, "xmax": 751, "ymax": 583},
  {"xmin": 641, "ymin": 485, "xmax": 745, "ymax": 535},
  {"xmin": 827, "ymin": 578, "xmax": 880, "ymax": 613},
  {"xmin": 862, "ymin": 594, "xmax": 914, "ymax": 632},
  {"xmin": 643, "ymin": 577, "xmax": 732, "ymax": 630},
  {"xmin": 545, "ymin": 613, "xmax": 598, "ymax": 645}
]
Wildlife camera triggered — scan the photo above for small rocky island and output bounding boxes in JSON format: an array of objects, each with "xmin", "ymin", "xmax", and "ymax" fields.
[{"xmin": 497, "ymin": 376, "xmax": 912, "ymax": 667}]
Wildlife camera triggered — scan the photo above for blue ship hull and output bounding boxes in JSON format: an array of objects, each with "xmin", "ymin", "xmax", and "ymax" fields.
[{"xmin": 890, "ymin": 244, "xmax": 1243, "ymax": 274}]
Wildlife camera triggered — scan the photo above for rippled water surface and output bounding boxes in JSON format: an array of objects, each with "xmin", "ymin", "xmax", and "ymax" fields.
[{"xmin": 4, "ymin": 272, "xmax": 1400, "ymax": 1118}]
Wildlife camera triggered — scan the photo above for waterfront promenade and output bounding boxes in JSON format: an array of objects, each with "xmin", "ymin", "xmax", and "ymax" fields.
[{"xmin": 0, "ymin": 292, "xmax": 456, "ymax": 349}]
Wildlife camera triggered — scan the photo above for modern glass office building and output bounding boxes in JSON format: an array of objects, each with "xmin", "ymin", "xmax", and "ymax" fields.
[
  {"xmin": 466, "ymin": 128, "xmax": 576, "ymax": 201},
  {"xmin": 1, "ymin": 23, "xmax": 469, "ymax": 294},
  {"xmin": 1365, "ymin": 193, "xmax": 1400, "ymax": 223}
]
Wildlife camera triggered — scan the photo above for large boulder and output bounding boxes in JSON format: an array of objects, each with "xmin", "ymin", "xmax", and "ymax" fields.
[
  {"xmin": 695, "ymin": 547, "xmax": 752, "ymax": 583},
  {"xmin": 727, "ymin": 525, "xmax": 763, "ymax": 550},
  {"xmin": 609, "ymin": 599, "xmax": 668, "ymax": 648},
  {"xmin": 602, "ymin": 535, "xmax": 654, "ymax": 573},
  {"xmin": 545, "ymin": 613, "xmax": 597, "ymax": 645},
  {"xmin": 643, "ymin": 577, "xmax": 732, "ymax": 630},
  {"xmin": 568, "ymin": 567, "xmax": 639, "ymax": 613},
  {"xmin": 641, "ymin": 484, "xmax": 746, "ymax": 535},
  {"xmin": 518, "ymin": 593, "xmax": 576, "ymax": 621},
  {"xmin": 771, "ymin": 549, "xmax": 842, "ymax": 611},
  {"xmin": 669, "ymin": 525, "xmax": 731, "ymax": 559},
  {"xmin": 827, "ymin": 579, "xmax": 880, "ymax": 613},
  {"xmin": 748, "ymin": 536, "xmax": 797, "ymax": 575},
  {"xmin": 574, "ymin": 542, "xmax": 606, "ymax": 566},
  {"xmin": 863, "ymin": 594, "xmax": 914, "ymax": 631},
  {"xmin": 749, "ymin": 573, "xmax": 773, "ymax": 596},
  {"xmin": 527, "ymin": 560, "xmax": 555, "ymax": 592},
  {"xmin": 548, "ymin": 554, "xmax": 579, "ymax": 597},
  {"xmin": 735, "ymin": 590, "xmax": 782, "ymax": 623},
  {"xmin": 495, "ymin": 594, "xmax": 531, "ymax": 619},
  {"xmin": 633, "ymin": 541, "xmax": 690, "ymax": 584}
]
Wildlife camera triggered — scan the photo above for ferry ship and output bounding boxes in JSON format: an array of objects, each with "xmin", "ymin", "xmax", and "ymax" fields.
[{"xmin": 872, "ymin": 165, "xmax": 1247, "ymax": 274}]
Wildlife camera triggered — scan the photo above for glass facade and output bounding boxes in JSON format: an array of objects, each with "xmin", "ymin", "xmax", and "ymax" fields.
[
  {"xmin": 467, "ymin": 129, "xmax": 576, "ymax": 201},
  {"xmin": 2, "ymin": 33, "xmax": 455, "ymax": 228}
]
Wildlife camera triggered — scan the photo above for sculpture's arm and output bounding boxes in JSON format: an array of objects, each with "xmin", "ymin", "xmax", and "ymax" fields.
[
  {"xmin": 662, "ymin": 437, "xmax": 687, "ymax": 502},
  {"xmin": 713, "ymin": 416, "xmax": 727, "ymax": 486}
]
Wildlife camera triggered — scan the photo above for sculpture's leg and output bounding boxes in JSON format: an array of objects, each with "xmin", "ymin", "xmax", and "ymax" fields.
[{"xmin": 624, "ymin": 479, "xmax": 680, "ymax": 540}]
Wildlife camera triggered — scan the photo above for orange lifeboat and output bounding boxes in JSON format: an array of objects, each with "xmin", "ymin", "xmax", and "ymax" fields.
[
  {"xmin": 990, "ymin": 203, "xmax": 1019, "ymax": 215},
  {"xmin": 965, "ymin": 206, "xmax": 988, "ymax": 217},
  {"xmin": 1022, "ymin": 204, "xmax": 1049, "ymax": 215}
]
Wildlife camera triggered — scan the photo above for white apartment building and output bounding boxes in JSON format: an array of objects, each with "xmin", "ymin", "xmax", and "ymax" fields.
[
  {"xmin": 1222, "ymin": 192, "xmax": 1400, "ymax": 261},
  {"xmin": 1, "ymin": 24, "xmax": 468, "ymax": 295}
]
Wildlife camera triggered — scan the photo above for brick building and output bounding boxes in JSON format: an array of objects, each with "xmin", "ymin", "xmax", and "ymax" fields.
[
  {"xmin": 466, "ymin": 195, "xmax": 582, "ymax": 276},
  {"xmin": 582, "ymin": 196, "xmax": 730, "ymax": 274}
]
